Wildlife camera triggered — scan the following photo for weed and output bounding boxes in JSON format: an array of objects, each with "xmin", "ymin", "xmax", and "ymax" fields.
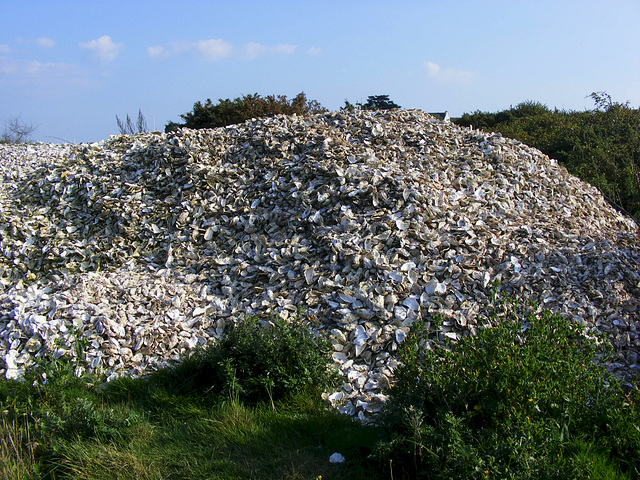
[{"xmin": 150, "ymin": 314, "xmax": 340, "ymax": 404}]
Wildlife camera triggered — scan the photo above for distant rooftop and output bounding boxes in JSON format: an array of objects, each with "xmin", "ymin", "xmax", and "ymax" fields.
[{"xmin": 429, "ymin": 111, "xmax": 450, "ymax": 122}]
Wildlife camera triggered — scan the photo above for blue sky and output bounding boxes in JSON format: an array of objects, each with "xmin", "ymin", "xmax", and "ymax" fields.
[{"xmin": 1, "ymin": 0, "xmax": 639, "ymax": 143}]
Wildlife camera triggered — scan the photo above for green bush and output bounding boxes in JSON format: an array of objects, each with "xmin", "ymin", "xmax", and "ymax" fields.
[
  {"xmin": 154, "ymin": 315, "xmax": 340, "ymax": 404},
  {"xmin": 454, "ymin": 93, "xmax": 640, "ymax": 222},
  {"xmin": 166, "ymin": 92, "xmax": 326, "ymax": 132},
  {"xmin": 377, "ymin": 295, "xmax": 640, "ymax": 479}
]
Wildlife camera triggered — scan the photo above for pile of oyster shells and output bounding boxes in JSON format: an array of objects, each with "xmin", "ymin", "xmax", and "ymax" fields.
[{"xmin": 1, "ymin": 109, "xmax": 639, "ymax": 418}]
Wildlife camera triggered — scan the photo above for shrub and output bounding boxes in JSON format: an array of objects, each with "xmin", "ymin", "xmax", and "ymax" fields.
[
  {"xmin": 342, "ymin": 95, "xmax": 401, "ymax": 111},
  {"xmin": 454, "ymin": 94, "xmax": 640, "ymax": 222},
  {"xmin": 1, "ymin": 115, "xmax": 37, "ymax": 144},
  {"xmin": 166, "ymin": 92, "xmax": 326, "ymax": 132},
  {"xmin": 377, "ymin": 295, "xmax": 640, "ymax": 479},
  {"xmin": 154, "ymin": 315, "xmax": 340, "ymax": 404}
]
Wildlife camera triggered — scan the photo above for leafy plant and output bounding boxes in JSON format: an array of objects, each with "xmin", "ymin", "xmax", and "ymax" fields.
[
  {"xmin": 361, "ymin": 95, "xmax": 401, "ymax": 110},
  {"xmin": 152, "ymin": 314, "xmax": 340, "ymax": 404},
  {"xmin": 343, "ymin": 95, "xmax": 402, "ymax": 111},
  {"xmin": 378, "ymin": 294, "xmax": 640, "ymax": 479},
  {"xmin": 167, "ymin": 92, "xmax": 326, "ymax": 132}
]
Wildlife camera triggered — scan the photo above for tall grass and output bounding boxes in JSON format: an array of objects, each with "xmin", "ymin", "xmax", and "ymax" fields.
[{"xmin": 1, "ymin": 416, "xmax": 37, "ymax": 479}]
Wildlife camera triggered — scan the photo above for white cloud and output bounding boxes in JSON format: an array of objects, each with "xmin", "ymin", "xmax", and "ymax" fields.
[
  {"xmin": 13, "ymin": 37, "xmax": 54, "ymax": 48},
  {"xmin": 424, "ymin": 61, "xmax": 476, "ymax": 83},
  {"xmin": 270, "ymin": 44, "xmax": 297, "ymax": 55},
  {"xmin": 241, "ymin": 42, "xmax": 296, "ymax": 59},
  {"xmin": 79, "ymin": 36, "xmax": 124, "ymax": 63},
  {"xmin": 147, "ymin": 45, "xmax": 168, "ymax": 59},
  {"xmin": 35, "ymin": 37, "xmax": 55, "ymax": 48},
  {"xmin": 25, "ymin": 60, "xmax": 57, "ymax": 74},
  {"xmin": 0, "ymin": 56, "xmax": 92, "ymax": 91},
  {"xmin": 195, "ymin": 39, "xmax": 233, "ymax": 61},
  {"xmin": 242, "ymin": 42, "xmax": 267, "ymax": 59},
  {"xmin": 0, "ymin": 44, "xmax": 10, "ymax": 54},
  {"xmin": 0, "ymin": 57, "xmax": 17, "ymax": 74},
  {"xmin": 148, "ymin": 39, "xmax": 232, "ymax": 61},
  {"xmin": 306, "ymin": 47, "xmax": 322, "ymax": 56},
  {"xmin": 148, "ymin": 39, "xmax": 296, "ymax": 61}
]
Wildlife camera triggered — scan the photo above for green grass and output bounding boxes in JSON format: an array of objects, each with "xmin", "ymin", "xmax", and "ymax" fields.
[
  {"xmin": 2, "ymin": 301, "xmax": 639, "ymax": 479},
  {"xmin": 0, "ymin": 371, "xmax": 380, "ymax": 479},
  {"xmin": 0, "ymin": 316, "xmax": 381, "ymax": 479}
]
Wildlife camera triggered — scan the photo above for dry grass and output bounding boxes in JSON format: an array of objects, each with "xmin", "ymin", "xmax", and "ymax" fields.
[{"xmin": 0, "ymin": 416, "xmax": 37, "ymax": 480}]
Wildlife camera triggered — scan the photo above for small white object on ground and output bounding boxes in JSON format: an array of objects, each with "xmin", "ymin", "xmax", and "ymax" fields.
[{"xmin": 329, "ymin": 452, "xmax": 345, "ymax": 463}]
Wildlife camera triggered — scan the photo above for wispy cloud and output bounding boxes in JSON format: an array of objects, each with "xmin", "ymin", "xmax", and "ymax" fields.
[
  {"xmin": 147, "ymin": 45, "xmax": 168, "ymax": 59},
  {"xmin": 35, "ymin": 37, "xmax": 55, "ymax": 48},
  {"xmin": 306, "ymin": 47, "xmax": 322, "ymax": 56},
  {"xmin": 0, "ymin": 44, "xmax": 10, "ymax": 54},
  {"xmin": 241, "ymin": 42, "xmax": 297, "ymax": 59},
  {"xmin": 0, "ymin": 56, "xmax": 92, "ymax": 91},
  {"xmin": 0, "ymin": 56, "xmax": 17, "ymax": 74},
  {"xmin": 424, "ymin": 61, "xmax": 476, "ymax": 83},
  {"xmin": 148, "ymin": 39, "xmax": 297, "ymax": 61},
  {"xmin": 79, "ymin": 36, "xmax": 124, "ymax": 63},
  {"xmin": 148, "ymin": 39, "xmax": 232, "ymax": 60},
  {"xmin": 15, "ymin": 37, "xmax": 55, "ymax": 48},
  {"xmin": 196, "ymin": 39, "xmax": 234, "ymax": 61}
]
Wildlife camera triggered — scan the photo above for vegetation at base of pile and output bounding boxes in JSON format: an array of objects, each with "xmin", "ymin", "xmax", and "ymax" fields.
[
  {"xmin": 376, "ymin": 292, "xmax": 640, "ymax": 479},
  {"xmin": 147, "ymin": 314, "xmax": 342, "ymax": 405},
  {"xmin": 2, "ymin": 297, "xmax": 639, "ymax": 479},
  {"xmin": 454, "ymin": 92, "xmax": 640, "ymax": 223},
  {"xmin": 0, "ymin": 314, "xmax": 378, "ymax": 479},
  {"xmin": 165, "ymin": 91, "xmax": 326, "ymax": 132}
]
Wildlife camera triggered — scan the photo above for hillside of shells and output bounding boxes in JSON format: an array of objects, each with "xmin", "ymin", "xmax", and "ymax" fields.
[{"xmin": 1, "ymin": 108, "xmax": 639, "ymax": 417}]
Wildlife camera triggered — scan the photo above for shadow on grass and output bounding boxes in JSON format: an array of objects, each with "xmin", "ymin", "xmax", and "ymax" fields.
[{"xmin": 1, "ymin": 360, "xmax": 383, "ymax": 480}]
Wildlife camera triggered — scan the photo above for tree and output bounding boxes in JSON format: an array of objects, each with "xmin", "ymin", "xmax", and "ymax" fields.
[
  {"xmin": 1, "ymin": 115, "xmax": 37, "ymax": 143},
  {"xmin": 362, "ymin": 95, "xmax": 401, "ymax": 111},
  {"xmin": 342, "ymin": 99, "xmax": 356, "ymax": 112}
]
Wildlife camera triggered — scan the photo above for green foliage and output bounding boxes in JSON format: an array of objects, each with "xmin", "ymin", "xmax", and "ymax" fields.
[
  {"xmin": 454, "ymin": 94, "xmax": 640, "ymax": 222},
  {"xmin": 341, "ymin": 95, "xmax": 401, "ymax": 112},
  {"xmin": 167, "ymin": 92, "xmax": 326, "ymax": 132},
  {"xmin": 152, "ymin": 315, "xmax": 340, "ymax": 404},
  {"xmin": 0, "ymin": 316, "xmax": 374, "ymax": 480},
  {"xmin": 362, "ymin": 95, "xmax": 401, "ymax": 110},
  {"xmin": 3, "ymin": 297, "xmax": 640, "ymax": 478},
  {"xmin": 378, "ymin": 295, "xmax": 640, "ymax": 479},
  {"xmin": 343, "ymin": 99, "xmax": 357, "ymax": 111}
]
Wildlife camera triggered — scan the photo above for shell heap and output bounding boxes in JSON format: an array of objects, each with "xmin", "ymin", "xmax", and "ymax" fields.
[{"xmin": 1, "ymin": 109, "xmax": 639, "ymax": 417}]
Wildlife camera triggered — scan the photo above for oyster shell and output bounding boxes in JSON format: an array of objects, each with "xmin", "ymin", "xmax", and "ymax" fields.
[{"xmin": 1, "ymin": 109, "xmax": 639, "ymax": 417}]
